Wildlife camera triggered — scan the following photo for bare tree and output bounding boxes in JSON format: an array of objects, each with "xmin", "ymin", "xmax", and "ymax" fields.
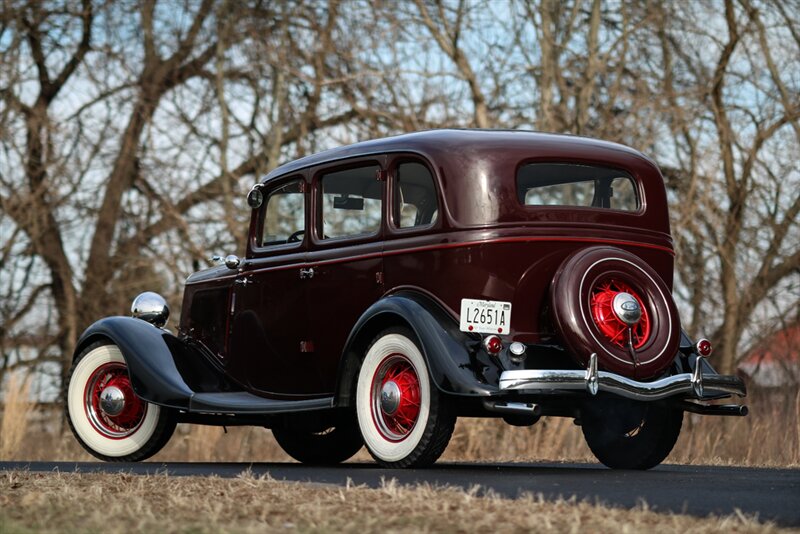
[
  {"xmin": 1, "ymin": 0, "xmax": 798, "ymax": 396},
  {"xmin": 0, "ymin": 0, "xmax": 387, "ymax": 393},
  {"xmin": 659, "ymin": 0, "xmax": 800, "ymax": 373}
]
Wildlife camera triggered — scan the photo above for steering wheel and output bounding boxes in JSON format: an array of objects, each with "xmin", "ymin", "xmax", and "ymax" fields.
[{"xmin": 287, "ymin": 230, "xmax": 305, "ymax": 243}]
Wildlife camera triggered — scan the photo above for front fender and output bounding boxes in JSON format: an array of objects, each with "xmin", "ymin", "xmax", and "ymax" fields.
[
  {"xmin": 335, "ymin": 292, "xmax": 501, "ymax": 405},
  {"xmin": 74, "ymin": 316, "xmax": 201, "ymax": 409}
]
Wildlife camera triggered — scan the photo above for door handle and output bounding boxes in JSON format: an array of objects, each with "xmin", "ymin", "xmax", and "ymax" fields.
[
  {"xmin": 299, "ymin": 267, "xmax": 315, "ymax": 279},
  {"xmin": 234, "ymin": 277, "xmax": 253, "ymax": 286}
]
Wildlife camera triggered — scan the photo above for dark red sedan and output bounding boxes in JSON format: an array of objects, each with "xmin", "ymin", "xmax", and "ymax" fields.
[{"xmin": 66, "ymin": 129, "xmax": 747, "ymax": 469}]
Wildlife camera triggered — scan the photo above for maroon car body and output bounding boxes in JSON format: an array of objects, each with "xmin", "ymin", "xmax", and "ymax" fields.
[{"xmin": 67, "ymin": 129, "xmax": 747, "ymax": 469}]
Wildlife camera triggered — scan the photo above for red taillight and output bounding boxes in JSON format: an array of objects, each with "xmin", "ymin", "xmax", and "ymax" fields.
[
  {"xmin": 696, "ymin": 338, "xmax": 713, "ymax": 357},
  {"xmin": 483, "ymin": 335, "xmax": 503, "ymax": 354}
]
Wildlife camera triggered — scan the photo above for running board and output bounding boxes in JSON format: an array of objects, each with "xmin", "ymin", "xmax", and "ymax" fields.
[{"xmin": 187, "ymin": 392, "xmax": 334, "ymax": 415}]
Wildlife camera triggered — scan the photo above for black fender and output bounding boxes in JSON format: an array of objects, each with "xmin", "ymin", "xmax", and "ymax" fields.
[
  {"xmin": 74, "ymin": 316, "xmax": 228, "ymax": 410},
  {"xmin": 334, "ymin": 291, "xmax": 501, "ymax": 406}
]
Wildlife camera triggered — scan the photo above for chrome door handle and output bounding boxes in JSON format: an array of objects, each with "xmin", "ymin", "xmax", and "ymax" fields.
[
  {"xmin": 234, "ymin": 277, "xmax": 253, "ymax": 286},
  {"xmin": 299, "ymin": 267, "xmax": 315, "ymax": 279}
]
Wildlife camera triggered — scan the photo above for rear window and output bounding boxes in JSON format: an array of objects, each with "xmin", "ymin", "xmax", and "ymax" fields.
[{"xmin": 517, "ymin": 163, "xmax": 639, "ymax": 212}]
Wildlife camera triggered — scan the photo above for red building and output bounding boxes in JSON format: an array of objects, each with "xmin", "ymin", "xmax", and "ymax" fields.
[{"xmin": 739, "ymin": 324, "xmax": 800, "ymax": 387}]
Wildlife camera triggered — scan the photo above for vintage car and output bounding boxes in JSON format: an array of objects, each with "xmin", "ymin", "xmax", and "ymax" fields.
[{"xmin": 66, "ymin": 129, "xmax": 747, "ymax": 469}]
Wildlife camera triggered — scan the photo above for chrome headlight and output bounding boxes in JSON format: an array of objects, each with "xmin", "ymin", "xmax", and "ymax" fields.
[{"xmin": 131, "ymin": 291, "xmax": 170, "ymax": 328}]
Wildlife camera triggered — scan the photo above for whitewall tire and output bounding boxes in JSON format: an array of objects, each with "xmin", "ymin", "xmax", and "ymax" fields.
[
  {"xmin": 66, "ymin": 341, "xmax": 176, "ymax": 462},
  {"xmin": 356, "ymin": 328, "xmax": 455, "ymax": 468}
]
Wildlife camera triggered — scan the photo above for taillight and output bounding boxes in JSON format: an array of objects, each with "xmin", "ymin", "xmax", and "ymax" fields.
[
  {"xmin": 483, "ymin": 335, "xmax": 503, "ymax": 354},
  {"xmin": 696, "ymin": 338, "xmax": 713, "ymax": 357}
]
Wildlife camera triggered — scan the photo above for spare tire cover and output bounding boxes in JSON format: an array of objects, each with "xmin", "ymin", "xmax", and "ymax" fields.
[{"xmin": 550, "ymin": 246, "xmax": 680, "ymax": 380}]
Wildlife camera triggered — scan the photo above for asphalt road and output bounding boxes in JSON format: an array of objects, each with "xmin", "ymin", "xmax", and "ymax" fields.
[{"xmin": 1, "ymin": 461, "xmax": 798, "ymax": 526}]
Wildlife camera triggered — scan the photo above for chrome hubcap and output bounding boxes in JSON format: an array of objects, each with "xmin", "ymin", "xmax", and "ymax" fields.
[
  {"xmin": 380, "ymin": 380, "xmax": 401, "ymax": 415},
  {"xmin": 612, "ymin": 292, "xmax": 642, "ymax": 326},
  {"xmin": 99, "ymin": 385, "xmax": 125, "ymax": 416}
]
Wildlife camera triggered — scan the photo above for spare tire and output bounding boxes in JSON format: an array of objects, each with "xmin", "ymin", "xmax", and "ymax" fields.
[{"xmin": 550, "ymin": 246, "xmax": 679, "ymax": 380}]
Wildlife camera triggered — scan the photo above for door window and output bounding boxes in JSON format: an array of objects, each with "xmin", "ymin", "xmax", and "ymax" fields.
[
  {"xmin": 394, "ymin": 161, "xmax": 438, "ymax": 228},
  {"xmin": 320, "ymin": 165, "xmax": 382, "ymax": 239},
  {"xmin": 261, "ymin": 179, "xmax": 305, "ymax": 246}
]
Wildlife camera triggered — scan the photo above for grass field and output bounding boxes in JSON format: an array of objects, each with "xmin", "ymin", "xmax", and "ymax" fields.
[{"xmin": 0, "ymin": 471, "xmax": 788, "ymax": 533}]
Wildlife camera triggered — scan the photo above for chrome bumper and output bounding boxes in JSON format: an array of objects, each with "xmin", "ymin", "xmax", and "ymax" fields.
[{"xmin": 498, "ymin": 354, "xmax": 746, "ymax": 402}]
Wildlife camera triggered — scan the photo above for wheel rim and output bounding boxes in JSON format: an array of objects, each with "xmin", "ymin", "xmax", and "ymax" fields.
[
  {"xmin": 590, "ymin": 278, "xmax": 651, "ymax": 349},
  {"xmin": 83, "ymin": 362, "xmax": 146, "ymax": 439},
  {"xmin": 370, "ymin": 354, "xmax": 421, "ymax": 441}
]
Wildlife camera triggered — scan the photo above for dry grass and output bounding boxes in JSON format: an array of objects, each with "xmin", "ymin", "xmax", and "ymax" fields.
[
  {"xmin": 3, "ymin": 386, "xmax": 798, "ymax": 467},
  {"xmin": 0, "ymin": 373, "xmax": 33, "ymax": 461},
  {"xmin": 441, "ymin": 387, "xmax": 800, "ymax": 467},
  {"xmin": 0, "ymin": 470, "xmax": 787, "ymax": 533}
]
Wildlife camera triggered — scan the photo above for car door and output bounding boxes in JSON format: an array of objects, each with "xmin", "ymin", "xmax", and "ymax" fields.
[
  {"xmin": 304, "ymin": 161, "xmax": 386, "ymax": 393},
  {"xmin": 227, "ymin": 176, "xmax": 328, "ymax": 397}
]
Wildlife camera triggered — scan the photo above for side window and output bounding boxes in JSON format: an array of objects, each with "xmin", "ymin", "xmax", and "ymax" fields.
[
  {"xmin": 321, "ymin": 165, "xmax": 382, "ymax": 239},
  {"xmin": 261, "ymin": 180, "xmax": 305, "ymax": 246},
  {"xmin": 517, "ymin": 163, "xmax": 639, "ymax": 212},
  {"xmin": 608, "ymin": 176, "xmax": 637, "ymax": 211},
  {"xmin": 394, "ymin": 162, "xmax": 438, "ymax": 229}
]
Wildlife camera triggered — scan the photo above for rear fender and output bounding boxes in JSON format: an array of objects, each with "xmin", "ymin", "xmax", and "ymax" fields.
[
  {"xmin": 334, "ymin": 291, "xmax": 500, "ymax": 406},
  {"xmin": 74, "ymin": 316, "xmax": 228, "ymax": 409}
]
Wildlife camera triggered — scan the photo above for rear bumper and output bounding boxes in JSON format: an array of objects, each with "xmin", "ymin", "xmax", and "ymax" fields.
[{"xmin": 499, "ymin": 355, "xmax": 746, "ymax": 402}]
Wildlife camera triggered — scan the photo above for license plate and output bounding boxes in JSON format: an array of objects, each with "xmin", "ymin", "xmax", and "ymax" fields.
[{"xmin": 459, "ymin": 299, "xmax": 512, "ymax": 334}]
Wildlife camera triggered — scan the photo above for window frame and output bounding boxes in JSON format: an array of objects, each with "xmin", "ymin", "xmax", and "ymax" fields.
[
  {"xmin": 310, "ymin": 158, "xmax": 386, "ymax": 247},
  {"xmin": 515, "ymin": 161, "xmax": 644, "ymax": 215},
  {"xmin": 250, "ymin": 175, "xmax": 308, "ymax": 255},
  {"xmin": 387, "ymin": 155, "xmax": 442, "ymax": 236}
]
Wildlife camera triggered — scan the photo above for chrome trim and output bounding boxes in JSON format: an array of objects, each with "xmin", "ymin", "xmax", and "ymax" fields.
[
  {"xmin": 509, "ymin": 342, "xmax": 526, "ymax": 358},
  {"xmin": 225, "ymin": 254, "xmax": 240, "ymax": 270},
  {"xmin": 482, "ymin": 400, "xmax": 541, "ymax": 416},
  {"xmin": 692, "ymin": 355, "xmax": 705, "ymax": 397},
  {"xmin": 99, "ymin": 386, "xmax": 125, "ymax": 416},
  {"xmin": 612, "ymin": 292, "xmax": 642, "ymax": 325},
  {"xmin": 585, "ymin": 353, "xmax": 599, "ymax": 395},
  {"xmin": 247, "ymin": 184, "xmax": 264, "ymax": 208},
  {"xmin": 380, "ymin": 380, "xmax": 401, "ymax": 415},
  {"xmin": 131, "ymin": 291, "xmax": 170, "ymax": 328},
  {"xmin": 499, "ymin": 365, "xmax": 746, "ymax": 401}
]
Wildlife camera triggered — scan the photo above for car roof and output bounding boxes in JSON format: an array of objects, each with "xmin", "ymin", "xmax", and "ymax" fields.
[{"xmin": 260, "ymin": 129, "xmax": 654, "ymax": 185}]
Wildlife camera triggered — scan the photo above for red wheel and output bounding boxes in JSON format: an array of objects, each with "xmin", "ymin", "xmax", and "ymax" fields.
[
  {"xmin": 370, "ymin": 355, "xmax": 422, "ymax": 441},
  {"xmin": 84, "ymin": 362, "xmax": 147, "ymax": 438},
  {"xmin": 551, "ymin": 246, "xmax": 680, "ymax": 379},
  {"xmin": 356, "ymin": 328, "xmax": 455, "ymax": 468},
  {"xmin": 590, "ymin": 278, "xmax": 651, "ymax": 350},
  {"xmin": 66, "ymin": 341, "xmax": 176, "ymax": 461}
]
